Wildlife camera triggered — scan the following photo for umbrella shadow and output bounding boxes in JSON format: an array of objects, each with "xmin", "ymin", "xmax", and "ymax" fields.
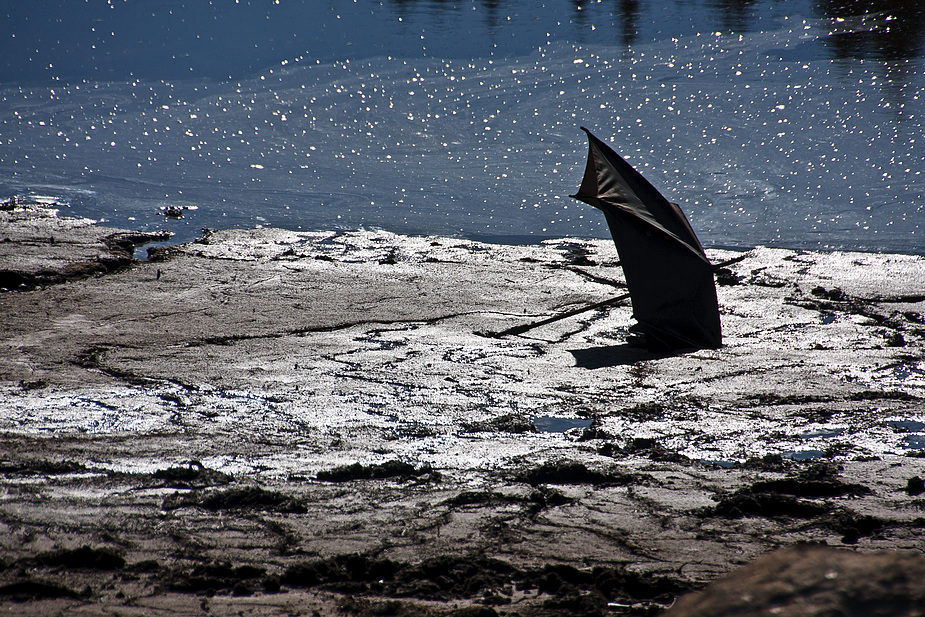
[{"xmin": 569, "ymin": 344, "xmax": 679, "ymax": 369}]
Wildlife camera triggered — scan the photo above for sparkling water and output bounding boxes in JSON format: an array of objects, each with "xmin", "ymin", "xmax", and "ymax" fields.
[{"xmin": 1, "ymin": 0, "xmax": 922, "ymax": 253}]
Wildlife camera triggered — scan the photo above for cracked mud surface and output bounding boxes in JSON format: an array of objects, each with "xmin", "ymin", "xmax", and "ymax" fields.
[{"xmin": 2, "ymin": 204, "xmax": 925, "ymax": 615}]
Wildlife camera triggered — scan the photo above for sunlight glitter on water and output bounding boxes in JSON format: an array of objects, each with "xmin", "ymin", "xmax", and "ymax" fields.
[{"xmin": 1, "ymin": 7, "xmax": 922, "ymax": 252}]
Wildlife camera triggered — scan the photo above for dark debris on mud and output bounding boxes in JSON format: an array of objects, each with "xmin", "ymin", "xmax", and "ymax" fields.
[
  {"xmin": 795, "ymin": 286, "xmax": 925, "ymax": 342},
  {"xmin": 152, "ymin": 460, "xmax": 234, "ymax": 489},
  {"xmin": 276, "ymin": 553, "xmax": 693, "ymax": 615},
  {"xmin": 513, "ymin": 461, "xmax": 639, "ymax": 487},
  {"xmin": 32, "ymin": 546, "xmax": 126, "ymax": 571},
  {"xmin": 463, "ymin": 414, "xmax": 538, "ymax": 434},
  {"xmin": 440, "ymin": 486, "xmax": 575, "ymax": 516},
  {"xmin": 0, "ymin": 459, "xmax": 86, "ymax": 476},
  {"xmin": 0, "ymin": 547, "xmax": 127, "ymax": 603},
  {"xmin": 596, "ymin": 437, "xmax": 692, "ymax": 464},
  {"xmin": 700, "ymin": 463, "xmax": 925, "ymax": 544},
  {"xmin": 0, "ymin": 580, "xmax": 84, "ymax": 602},
  {"xmin": 119, "ymin": 551, "xmax": 700, "ymax": 616},
  {"xmin": 316, "ymin": 460, "xmax": 441, "ymax": 483},
  {"xmin": 162, "ymin": 485, "xmax": 307, "ymax": 514},
  {"xmin": 706, "ymin": 463, "xmax": 866, "ymax": 521},
  {"xmin": 708, "ymin": 463, "xmax": 872, "ymax": 520},
  {"xmin": 166, "ymin": 560, "xmax": 275, "ymax": 596}
]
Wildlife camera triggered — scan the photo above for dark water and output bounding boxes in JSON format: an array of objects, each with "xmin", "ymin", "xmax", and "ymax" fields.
[
  {"xmin": 5, "ymin": 1, "xmax": 924, "ymax": 81},
  {"xmin": 2, "ymin": 1, "xmax": 923, "ymax": 251}
]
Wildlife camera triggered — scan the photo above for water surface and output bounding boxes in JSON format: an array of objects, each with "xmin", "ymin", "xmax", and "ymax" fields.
[{"xmin": 1, "ymin": 0, "xmax": 922, "ymax": 252}]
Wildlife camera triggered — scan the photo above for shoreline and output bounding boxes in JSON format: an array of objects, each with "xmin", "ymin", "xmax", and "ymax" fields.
[{"xmin": 2, "ymin": 202, "xmax": 925, "ymax": 615}]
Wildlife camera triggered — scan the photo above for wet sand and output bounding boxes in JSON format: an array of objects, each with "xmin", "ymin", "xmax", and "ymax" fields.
[{"xmin": 2, "ymin": 201, "xmax": 925, "ymax": 616}]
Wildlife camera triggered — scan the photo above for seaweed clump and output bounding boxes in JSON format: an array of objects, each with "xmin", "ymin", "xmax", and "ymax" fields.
[{"xmin": 316, "ymin": 460, "xmax": 440, "ymax": 483}]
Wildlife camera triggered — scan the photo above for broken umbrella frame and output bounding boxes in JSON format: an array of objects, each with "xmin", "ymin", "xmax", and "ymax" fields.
[{"xmin": 486, "ymin": 128, "xmax": 737, "ymax": 350}]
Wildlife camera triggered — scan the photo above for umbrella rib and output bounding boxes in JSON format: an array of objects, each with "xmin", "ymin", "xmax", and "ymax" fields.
[{"xmin": 601, "ymin": 201, "xmax": 712, "ymax": 263}]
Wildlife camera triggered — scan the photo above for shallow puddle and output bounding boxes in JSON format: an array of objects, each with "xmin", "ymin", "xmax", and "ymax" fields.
[{"xmin": 531, "ymin": 416, "xmax": 593, "ymax": 433}]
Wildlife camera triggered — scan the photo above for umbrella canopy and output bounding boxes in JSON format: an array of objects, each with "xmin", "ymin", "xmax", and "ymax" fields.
[{"xmin": 571, "ymin": 127, "xmax": 722, "ymax": 350}]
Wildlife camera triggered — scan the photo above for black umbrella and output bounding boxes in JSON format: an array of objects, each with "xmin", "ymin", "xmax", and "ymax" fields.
[{"xmin": 570, "ymin": 127, "xmax": 721, "ymax": 350}]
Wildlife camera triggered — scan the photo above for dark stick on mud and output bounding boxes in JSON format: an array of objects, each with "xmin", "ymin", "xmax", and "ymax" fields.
[
  {"xmin": 713, "ymin": 255, "xmax": 747, "ymax": 270},
  {"xmin": 482, "ymin": 292, "xmax": 632, "ymax": 338},
  {"xmin": 482, "ymin": 255, "xmax": 747, "ymax": 338}
]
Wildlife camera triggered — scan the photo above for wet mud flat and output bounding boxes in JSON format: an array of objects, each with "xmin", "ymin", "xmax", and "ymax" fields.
[{"xmin": 2, "ymin": 203, "xmax": 925, "ymax": 616}]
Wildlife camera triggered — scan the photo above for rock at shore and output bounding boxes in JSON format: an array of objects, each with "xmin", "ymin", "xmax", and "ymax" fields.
[{"xmin": 665, "ymin": 545, "xmax": 925, "ymax": 617}]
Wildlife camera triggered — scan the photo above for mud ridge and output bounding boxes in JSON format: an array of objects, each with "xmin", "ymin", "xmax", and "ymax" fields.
[
  {"xmin": 0, "ymin": 209, "xmax": 170, "ymax": 291},
  {"xmin": 72, "ymin": 345, "xmax": 158, "ymax": 386}
]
